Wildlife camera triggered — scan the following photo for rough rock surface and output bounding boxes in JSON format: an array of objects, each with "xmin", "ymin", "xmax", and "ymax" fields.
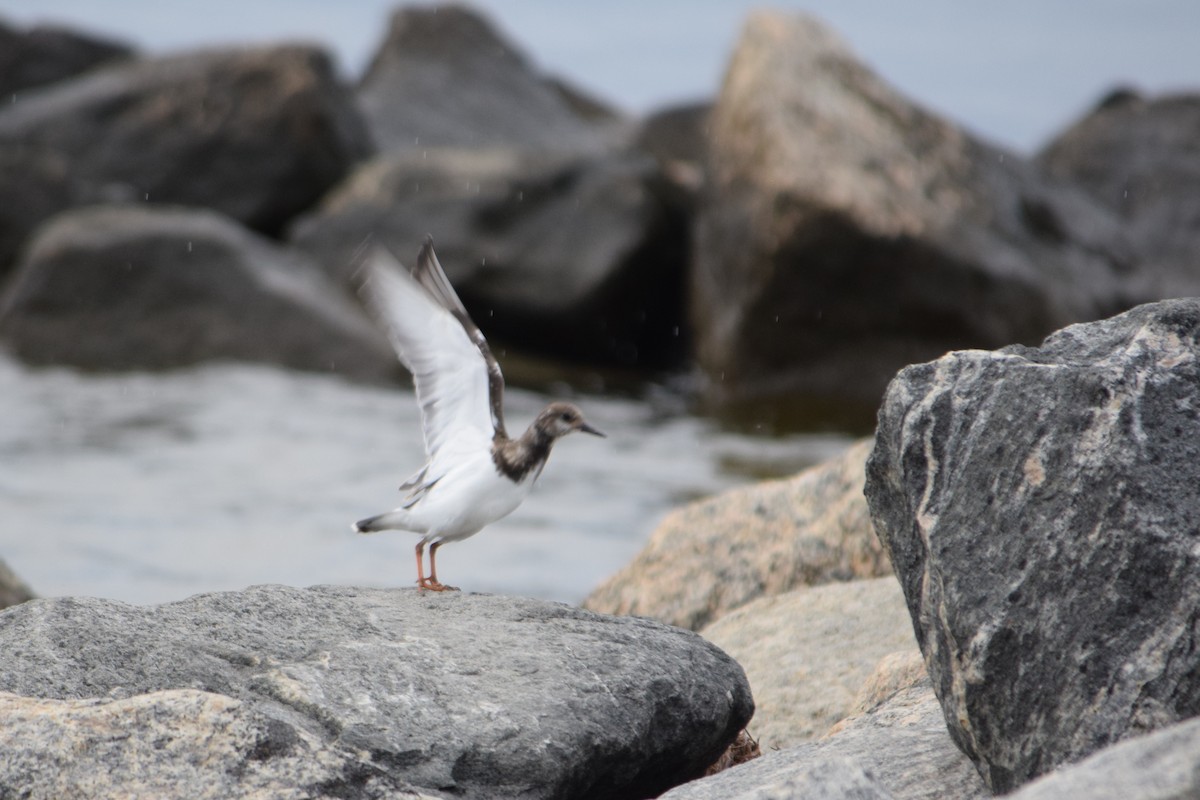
[
  {"xmin": 0, "ymin": 689, "xmax": 435, "ymax": 800},
  {"xmin": 1006, "ymin": 717, "xmax": 1200, "ymax": 800},
  {"xmin": 700, "ymin": 577, "xmax": 917, "ymax": 749},
  {"xmin": 289, "ymin": 147, "xmax": 690, "ymax": 368},
  {"xmin": 357, "ymin": 5, "xmax": 624, "ymax": 155},
  {"xmin": 662, "ymin": 674, "xmax": 988, "ymax": 800},
  {"xmin": 0, "ymin": 205, "xmax": 397, "ymax": 379},
  {"xmin": 0, "ymin": 584, "xmax": 753, "ymax": 800},
  {"xmin": 0, "ymin": 558, "xmax": 34, "ymax": 610},
  {"xmin": 692, "ymin": 11, "xmax": 1138, "ymax": 420},
  {"xmin": 667, "ymin": 753, "xmax": 895, "ymax": 800},
  {"xmin": 0, "ymin": 19, "xmax": 132, "ymax": 97},
  {"xmin": 0, "ymin": 44, "xmax": 371, "ymax": 268},
  {"xmin": 584, "ymin": 438, "xmax": 888, "ymax": 630},
  {"xmin": 1038, "ymin": 90, "xmax": 1200, "ymax": 300},
  {"xmin": 865, "ymin": 298, "xmax": 1200, "ymax": 792}
]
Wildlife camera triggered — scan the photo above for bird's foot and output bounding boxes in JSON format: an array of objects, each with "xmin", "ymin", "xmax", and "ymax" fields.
[{"xmin": 417, "ymin": 578, "xmax": 459, "ymax": 592}]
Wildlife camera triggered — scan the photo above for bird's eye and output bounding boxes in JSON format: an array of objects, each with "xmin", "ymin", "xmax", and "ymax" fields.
[{"xmin": 560, "ymin": 411, "xmax": 572, "ymax": 422}]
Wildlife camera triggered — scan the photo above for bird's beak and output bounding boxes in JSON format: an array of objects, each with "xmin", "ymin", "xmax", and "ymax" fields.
[{"xmin": 580, "ymin": 422, "xmax": 606, "ymax": 438}]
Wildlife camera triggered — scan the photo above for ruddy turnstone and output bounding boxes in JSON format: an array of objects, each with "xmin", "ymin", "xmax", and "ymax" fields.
[{"xmin": 353, "ymin": 237, "xmax": 604, "ymax": 591}]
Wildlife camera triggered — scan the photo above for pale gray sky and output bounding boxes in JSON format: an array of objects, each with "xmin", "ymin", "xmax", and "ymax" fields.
[{"xmin": 2, "ymin": 1, "xmax": 1198, "ymax": 152}]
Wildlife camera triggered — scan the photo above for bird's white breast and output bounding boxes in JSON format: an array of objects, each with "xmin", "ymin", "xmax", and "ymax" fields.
[{"xmin": 406, "ymin": 446, "xmax": 534, "ymax": 542}]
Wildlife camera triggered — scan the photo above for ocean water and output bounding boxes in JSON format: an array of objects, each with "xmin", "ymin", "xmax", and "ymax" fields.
[{"xmin": 0, "ymin": 355, "xmax": 853, "ymax": 605}]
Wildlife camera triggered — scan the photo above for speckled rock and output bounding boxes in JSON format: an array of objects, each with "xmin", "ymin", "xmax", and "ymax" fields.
[
  {"xmin": 700, "ymin": 577, "xmax": 917, "ymax": 749},
  {"xmin": 866, "ymin": 298, "xmax": 1200, "ymax": 792},
  {"xmin": 584, "ymin": 438, "xmax": 888, "ymax": 630},
  {"xmin": 0, "ymin": 585, "xmax": 753, "ymax": 800},
  {"xmin": 0, "ymin": 689, "xmax": 434, "ymax": 800}
]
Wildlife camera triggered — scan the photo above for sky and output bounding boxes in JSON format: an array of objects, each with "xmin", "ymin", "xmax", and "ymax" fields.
[{"xmin": 1, "ymin": 1, "xmax": 1198, "ymax": 152}]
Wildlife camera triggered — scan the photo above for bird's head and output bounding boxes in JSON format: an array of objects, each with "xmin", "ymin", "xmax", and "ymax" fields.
[{"xmin": 536, "ymin": 402, "xmax": 605, "ymax": 440}]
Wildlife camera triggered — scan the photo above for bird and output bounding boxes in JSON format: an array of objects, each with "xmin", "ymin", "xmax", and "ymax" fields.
[{"xmin": 352, "ymin": 236, "xmax": 604, "ymax": 592}]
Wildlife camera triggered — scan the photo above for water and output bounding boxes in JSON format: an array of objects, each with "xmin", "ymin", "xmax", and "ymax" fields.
[{"xmin": 0, "ymin": 354, "xmax": 853, "ymax": 606}]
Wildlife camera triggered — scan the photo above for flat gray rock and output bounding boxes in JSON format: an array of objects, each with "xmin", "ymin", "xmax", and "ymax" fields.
[
  {"xmin": 0, "ymin": 584, "xmax": 753, "ymax": 800},
  {"xmin": 865, "ymin": 298, "xmax": 1200, "ymax": 792},
  {"xmin": 662, "ymin": 679, "xmax": 988, "ymax": 800},
  {"xmin": 1007, "ymin": 717, "xmax": 1200, "ymax": 800}
]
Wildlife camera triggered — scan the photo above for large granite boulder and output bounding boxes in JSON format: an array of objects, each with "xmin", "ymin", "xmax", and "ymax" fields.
[
  {"xmin": 1038, "ymin": 90, "xmax": 1200, "ymax": 299},
  {"xmin": 0, "ymin": 205, "xmax": 396, "ymax": 379},
  {"xmin": 0, "ymin": 44, "xmax": 371, "ymax": 271},
  {"xmin": 289, "ymin": 147, "xmax": 690, "ymax": 368},
  {"xmin": 357, "ymin": 5, "xmax": 625, "ymax": 155},
  {"xmin": 0, "ymin": 585, "xmax": 753, "ymax": 800},
  {"xmin": 865, "ymin": 299, "xmax": 1200, "ymax": 792},
  {"xmin": 0, "ymin": 18, "xmax": 132, "ymax": 96},
  {"xmin": 692, "ymin": 11, "xmax": 1139, "ymax": 421},
  {"xmin": 584, "ymin": 439, "xmax": 888, "ymax": 630},
  {"xmin": 699, "ymin": 577, "xmax": 918, "ymax": 749}
]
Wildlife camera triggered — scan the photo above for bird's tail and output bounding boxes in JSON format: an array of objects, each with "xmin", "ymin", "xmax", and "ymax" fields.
[{"xmin": 352, "ymin": 511, "xmax": 409, "ymax": 534}]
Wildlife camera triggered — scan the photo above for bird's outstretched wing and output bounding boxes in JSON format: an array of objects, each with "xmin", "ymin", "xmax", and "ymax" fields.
[{"xmin": 359, "ymin": 238, "xmax": 506, "ymax": 465}]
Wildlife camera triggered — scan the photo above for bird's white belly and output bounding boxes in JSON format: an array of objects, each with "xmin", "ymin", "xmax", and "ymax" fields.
[{"xmin": 412, "ymin": 457, "xmax": 533, "ymax": 542}]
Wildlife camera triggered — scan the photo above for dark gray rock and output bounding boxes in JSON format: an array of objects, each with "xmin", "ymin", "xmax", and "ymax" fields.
[
  {"xmin": 0, "ymin": 558, "xmax": 34, "ymax": 610},
  {"xmin": 692, "ymin": 11, "xmax": 1143, "ymax": 425},
  {"xmin": 632, "ymin": 102, "xmax": 710, "ymax": 196},
  {"xmin": 289, "ymin": 147, "xmax": 690, "ymax": 368},
  {"xmin": 661, "ymin": 678, "xmax": 988, "ymax": 800},
  {"xmin": 1038, "ymin": 90, "xmax": 1200, "ymax": 300},
  {"xmin": 0, "ymin": 44, "xmax": 371, "ymax": 270},
  {"xmin": 357, "ymin": 5, "xmax": 625, "ymax": 155},
  {"xmin": 0, "ymin": 19, "xmax": 132, "ymax": 97},
  {"xmin": 0, "ymin": 205, "xmax": 397, "ymax": 380},
  {"xmin": 0, "ymin": 584, "xmax": 753, "ymax": 800},
  {"xmin": 865, "ymin": 299, "xmax": 1200, "ymax": 793},
  {"xmin": 1007, "ymin": 717, "xmax": 1200, "ymax": 800}
]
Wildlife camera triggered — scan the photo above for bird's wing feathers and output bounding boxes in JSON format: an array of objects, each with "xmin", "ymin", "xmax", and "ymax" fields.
[
  {"xmin": 359, "ymin": 240, "xmax": 505, "ymax": 464},
  {"xmin": 412, "ymin": 239, "xmax": 507, "ymax": 439}
]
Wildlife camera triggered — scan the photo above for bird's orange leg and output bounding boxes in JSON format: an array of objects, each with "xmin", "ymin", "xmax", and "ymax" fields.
[
  {"xmin": 415, "ymin": 542, "xmax": 434, "ymax": 590},
  {"xmin": 426, "ymin": 542, "xmax": 458, "ymax": 592}
]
